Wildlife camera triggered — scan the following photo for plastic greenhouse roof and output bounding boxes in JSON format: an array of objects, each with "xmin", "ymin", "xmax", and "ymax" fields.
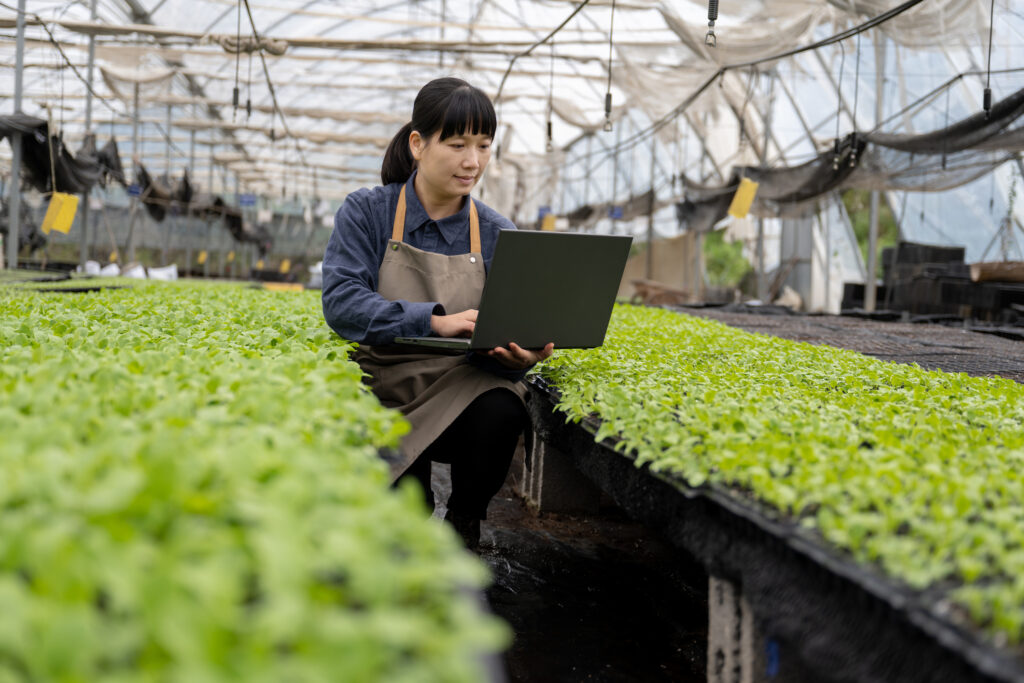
[{"xmin": 0, "ymin": 0, "xmax": 1022, "ymax": 262}]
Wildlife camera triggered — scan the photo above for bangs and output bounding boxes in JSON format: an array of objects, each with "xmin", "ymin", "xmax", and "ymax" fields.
[{"xmin": 438, "ymin": 86, "xmax": 497, "ymax": 141}]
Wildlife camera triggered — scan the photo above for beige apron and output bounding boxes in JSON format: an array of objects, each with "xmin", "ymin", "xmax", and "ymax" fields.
[{"xmin": 354, "ymin": 185, "xmax": 527, "ymax": 481}]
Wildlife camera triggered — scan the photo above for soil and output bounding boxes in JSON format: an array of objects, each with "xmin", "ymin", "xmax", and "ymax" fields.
[{"xmin": 431, "ymin": 464, "xmax": 708, "ymax": 682}]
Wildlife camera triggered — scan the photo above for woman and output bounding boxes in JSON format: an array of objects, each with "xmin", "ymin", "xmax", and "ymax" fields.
[{"xmin": 322, "ymin": 77, "xmax": 553, "ymax": 549}]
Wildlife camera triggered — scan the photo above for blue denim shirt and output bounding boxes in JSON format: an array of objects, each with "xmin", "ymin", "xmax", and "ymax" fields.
[{"xmin": 322, "ymin": 173, "xmax": 526, "ymax": 380}]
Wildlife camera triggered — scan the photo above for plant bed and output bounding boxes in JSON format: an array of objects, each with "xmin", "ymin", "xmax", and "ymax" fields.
[
  {"xmin": 533, "ymin": 304, "xmax": 1024, "ymax": 682},
  {"xmin": 0, "ymin": 281, "xmax": 507, "ymax": 681}
]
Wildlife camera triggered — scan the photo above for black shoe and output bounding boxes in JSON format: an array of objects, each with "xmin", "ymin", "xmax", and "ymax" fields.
[{"xmin": 444, "ymin": 510, "xmax": 481, "ymax": 551}]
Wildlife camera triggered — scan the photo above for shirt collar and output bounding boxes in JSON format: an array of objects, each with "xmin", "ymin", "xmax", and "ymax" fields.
[{"xmin": 403, "ymin": 171, "xmax": 472, "ymax": 246}]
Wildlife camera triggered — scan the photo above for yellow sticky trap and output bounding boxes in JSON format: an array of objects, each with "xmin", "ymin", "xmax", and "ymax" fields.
[
  {"xmin": 279, "ymin": 259, "xmax": 291, "ymax": 274},
  {"xmin": 227, "ymin": 251, "xmax": 235, "ymax": 263},
  {"xmin": 541, "ymin": 213, "xmax": 557, "ymax": 231},
  {"xmin": 197, "ymin": 250, "xmax": 208, "ymax": 265},
  {"xmin": 41, "ymin": 192, "xmax": 79, "ymax": 234},
  {"xmin": 109, "ymin": 250, "xmax": 119, "ymax": 263},
  {"xmin": 727, "ymin": 177, "xmax": 759, "ymax": 219},
  {"xmin": 263, "ymin": 282, "xmax": 303, "ymax": 292},
  {"xmin": 256, "ymin": 259, "xmax": 265, "ymax": 270}
]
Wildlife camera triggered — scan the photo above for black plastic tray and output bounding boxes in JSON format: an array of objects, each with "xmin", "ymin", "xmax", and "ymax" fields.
[{"xmin": 526, "ymin": 376, "xmax": 1024, "ymax": 683}]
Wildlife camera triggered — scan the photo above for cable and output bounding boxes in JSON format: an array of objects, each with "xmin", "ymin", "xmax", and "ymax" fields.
[
  {"xmin": 0, "ymin": 0, "xmax": 128, "ymax": 123},
  {"xmin": 246, "ymin": 51, "xmax": 253, "ymax": 119},
  {"xmin": 985, "ymin": 0, "xmax": 996, "ymax": 117},
  {"xmin": 233, "ymin": 0, "xmax": 241, "ymax": 119},
  {"xmin": 833, "ymin": 39, "xmax": 845, "ymax": 170},
  {"xmin": 873, "ymin": 66, "xmax": 1024, "ymax": 132},
  {"xmin": 0, "ymin": 0, "xmax": 189, "ymax": 164},
  {"xmin": 240, "ymin": 0, "xmax": 307, "ymax": 168},
  {"xmin": 850, "ymin": 31, "xmax": 861, "ymax": 167},
  {"xmin": 493, "ymin": 0, "xmax": 592, "ymax": 107},
  {"xmin": 603, "ymin": 0, "xmax": 615, "ymax": 131},
  {"xmin": 738, "ymin": 67, "xmax": 757, "ymax": 156},
  {"xmin": 566, "ymin": 0, "xmax": 930, "ymax": 170},
  {"xmin": 546, "ymin": 41, "xmax": 555, "ymax": 153}
]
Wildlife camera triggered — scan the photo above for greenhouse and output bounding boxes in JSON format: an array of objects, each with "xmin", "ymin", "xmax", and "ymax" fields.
[{"xmin": 2, "ymin": 0, "xmax": 1024, "ymax": 681}]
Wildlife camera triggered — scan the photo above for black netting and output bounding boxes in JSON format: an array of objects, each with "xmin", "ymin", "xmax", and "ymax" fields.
[
  {"xmin": 675, "ymin": 86, "xmax": 1024, "ymax": 233},
  {"xmin": 0, "ymin": 114, "xmax": 100, "ymax": 194},
  {"xmin": 189, "ymin": 196, "xmax": 273, "ymax": 256},
  {"xmin": 77, "ymin": 134, "xmax": 127, "ymax": 189}
]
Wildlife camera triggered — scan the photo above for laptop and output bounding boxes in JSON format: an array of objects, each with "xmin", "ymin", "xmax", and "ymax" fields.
[{"xmin": 394, "ymin": 230, "xmax": 633, "ymax": 351}]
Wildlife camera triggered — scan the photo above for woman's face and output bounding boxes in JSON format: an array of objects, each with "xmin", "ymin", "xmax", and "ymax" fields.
[{"xmin": 410, "ymin": 129, "xmax": 492, "ymax": 202}]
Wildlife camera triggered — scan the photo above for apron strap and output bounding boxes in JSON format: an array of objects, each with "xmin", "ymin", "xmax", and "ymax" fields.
[
  {"xmin": 391, "ymin": 185, "xmax": 408, "ymax": 242},
  {"xmin": 392, "ymin": 184, "xmax": 482, "ymax": 254},
  {"xmin": 469, "ymin": 196, "xmax": 481, "ymax": 254}
]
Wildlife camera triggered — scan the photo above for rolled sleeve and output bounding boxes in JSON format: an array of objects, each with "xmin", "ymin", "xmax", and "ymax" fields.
[{"xmin": 321, "ymin": 189, "xmax": 442, "ymax": 345}]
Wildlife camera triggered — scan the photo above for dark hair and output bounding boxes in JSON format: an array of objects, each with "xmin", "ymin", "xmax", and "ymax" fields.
[{"xmin": 381, "ymin": 77, "xmax": 497, "ymax": 185}]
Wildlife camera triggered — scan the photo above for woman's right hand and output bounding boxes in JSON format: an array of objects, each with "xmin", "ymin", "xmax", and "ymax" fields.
[{"xmin": 431, "ymin": 309, "xmax": 478, "ymax": 338}]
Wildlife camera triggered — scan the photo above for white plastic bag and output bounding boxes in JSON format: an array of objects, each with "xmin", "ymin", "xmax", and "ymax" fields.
[{"xmin": 147, "ymin": 264, "xmax": 179, "ymax": 281}]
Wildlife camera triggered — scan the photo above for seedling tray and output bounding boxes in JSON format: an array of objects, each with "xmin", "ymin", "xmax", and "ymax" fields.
[{"xmin": 526, "ymin": 377, "xmax": 1024, "ymax": 683}]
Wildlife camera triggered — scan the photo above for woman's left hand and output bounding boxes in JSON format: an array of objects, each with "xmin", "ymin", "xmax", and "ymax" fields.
[{"xmin": 487, "ymin": 342, "xmax": 554, "ymax": 370}]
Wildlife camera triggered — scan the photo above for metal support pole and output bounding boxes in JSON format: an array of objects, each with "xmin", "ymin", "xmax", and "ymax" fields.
[
  {"xmin": 628, "ymin": 118, "xmax": 636, "ymax": 198},
  {"xmin": 164, "ymin": 104, "xmax": 172, "ymax": 178},
  {"xmin": 645, "ymin": 145, "xmax": 656, "ymax": 281},
  {"xmin": 78, "ymin": 0, "xmax": 98, "ymax": 267},
  {"xmin": 756, "ymin": 219, "xmax": 766, "ymax": 301},
  {"xmin": 124, "ymin": 82, "xmax": 141, "ymax": 263},
  {"xmin": 5, "ymin": 0, "xmax": 27, "ymax": 270},
  {"xmin": 865, "ymin": 37, "xmax": 887, "ymax": 312},
  {"xmin": 757, "ymin": 74, "xmax": 775, "ymax": 303},
  {"xmin": 438, "ymin": 0, "xmax": 446, "ymax": 69},
  {"xmin": 186, "ymin": 129, "xmax": 195, "ymax": 276},
  {"xmin": 610, "ymin": 122, "xmax": 622, "ymax": 234},
  {"xmin": 207, "ymin": 143, "xmax": 215, "ymax": 278},
  {"xmin": 823, "ymin": 201, "xmax": 833, "ymax": 313},
  {"xmin": 560, "ymin": 149, "xmax": 569, "ymax": 215},
  {"xmin": 583, "ymin": 135, "xmax": 592, "ymax": 208},
  {"xmin": 232, "ymin": 174, "xmax": 240, "ymax": 279},
  {"xmin": 162, "ymin": 104, "xmax": 172, "ymax": 266}
]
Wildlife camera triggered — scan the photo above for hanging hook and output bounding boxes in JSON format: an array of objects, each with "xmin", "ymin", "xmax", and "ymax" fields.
[
  {"xmin": 705, "ymin": 0, "xmax": 718, "ymax": 47},
  {"xmin": 603, "ymin": 0, "xmax": 616, "ymax": 132}
]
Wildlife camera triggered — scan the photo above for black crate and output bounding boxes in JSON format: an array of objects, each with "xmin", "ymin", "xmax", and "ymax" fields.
[{"xmin": 883, "ymin": 241, "xmax": 966, "ymax": 266}]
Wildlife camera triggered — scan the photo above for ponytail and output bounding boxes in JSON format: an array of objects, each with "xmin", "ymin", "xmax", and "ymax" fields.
[{"xmin": 381, "ymin": 122, "xmax": 415, "ymax": 185}]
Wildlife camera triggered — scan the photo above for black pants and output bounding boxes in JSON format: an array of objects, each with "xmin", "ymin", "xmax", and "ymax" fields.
[{"xmin": 396, "ymin": 388, "xmax": 527, "ymax": 520}]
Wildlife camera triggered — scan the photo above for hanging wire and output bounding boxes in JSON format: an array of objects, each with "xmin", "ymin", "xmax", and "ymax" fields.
[
  {"xmin": 833, "ymin": 39, "xmax": 846, "ymax": 170},
  {"xmin": 984, "ymin": 0, "xmax": 996, "ymax": 117},
  {"xmin": 564, "ymin": 0, "xmax": 929, "ymax": 170},
  {"xmin": 246, "ymin": 51, "xmax": 253, "ymax": 119},
  {"xmin": 738, "ymin": 68, "xmax": 757, "ymax": 151},
  {"xmin": 46, "ymin": 105, "xmax": 58, "ymax": 195},
  {"xmin": 493, "ymin": 0, "xmax": 592, "ymax": 102},
  {"xmin": 546, "ymin": 42, "xmax": 555, "ymax": 153},
  {"xmin": 941, "ymin": 85, "xmax": 951, "ymax": 170},
  {"xmin": 232, "ymin": 0, "xmax": 242, "ymax": 119},
  {"xmin": 989, "ymin": 168, "xmax": 996, "ymax": 214},
  {"xmin": 673, "ymin": 112, "xmax": 682, "ymax": 190},
  {"xmin": 58, "ymin": 40, "xmax": 65, "ymax": 136},
  {"xmin": 603, "ymin": 0, "xmax": 616, "ymax": 132},
  {"xmin": 0, "ymin": 1, "xmax": 128, "ymax": 124},
  {"xmin": 241, "ymin": 0, "xmax": 307, "ymax": 166},
  {"xmin": 849, "ymin": 32, "xmax": 862, "ymax": 167}
]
